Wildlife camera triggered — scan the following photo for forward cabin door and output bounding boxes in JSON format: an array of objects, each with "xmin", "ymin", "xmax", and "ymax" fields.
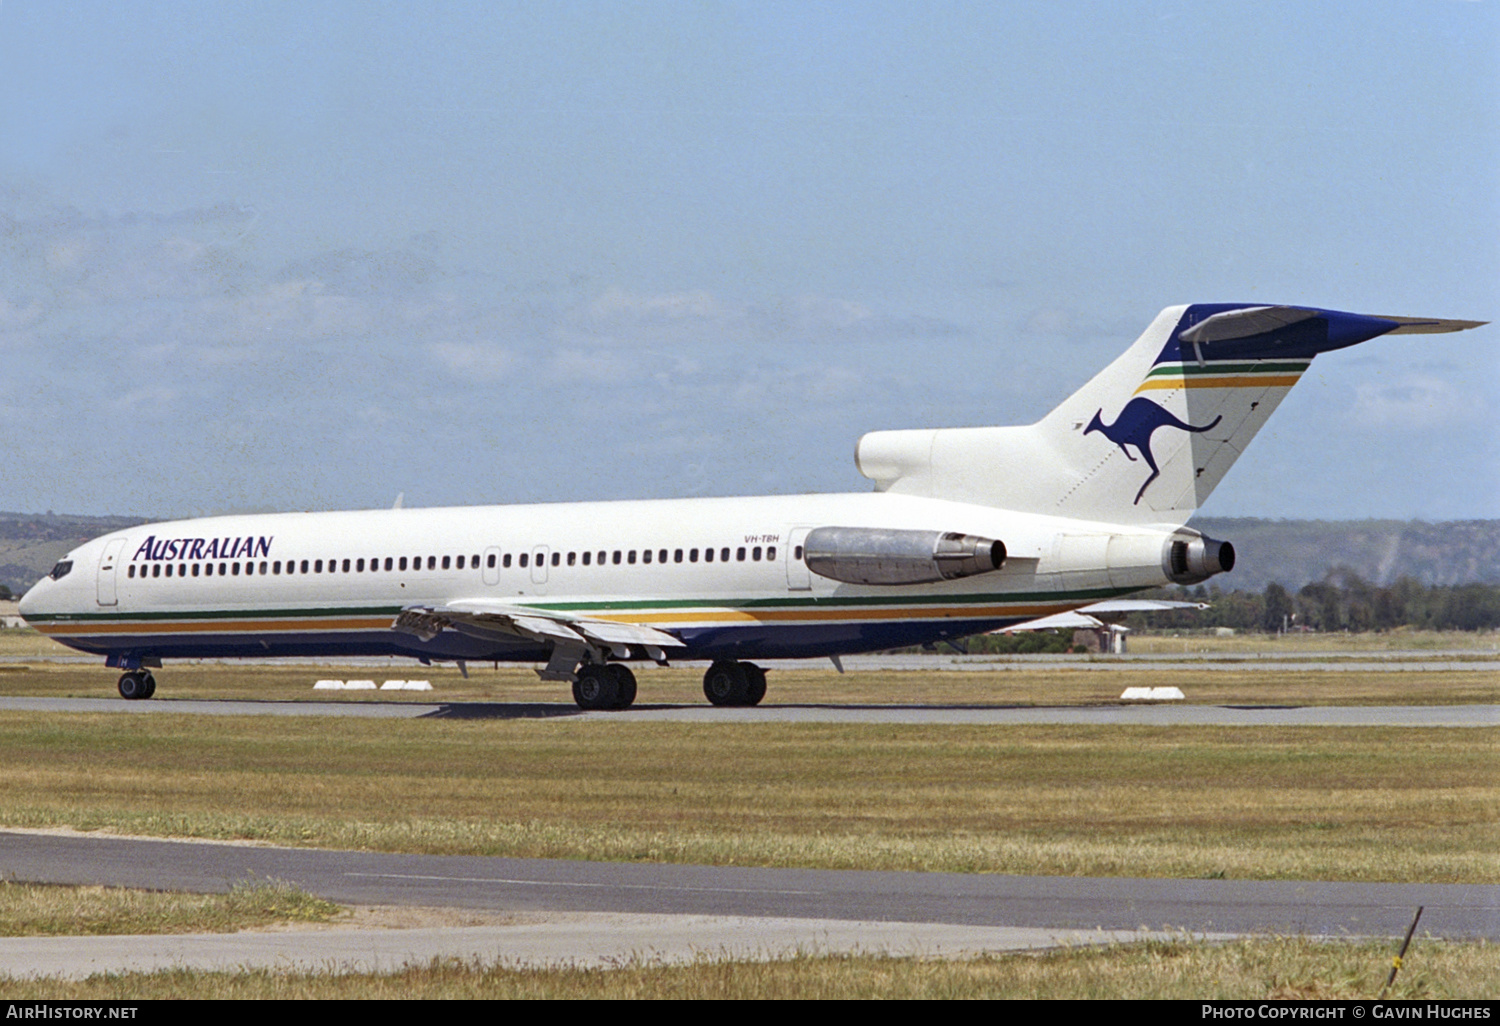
[{"xmin": 96, "ymin": 538, "xmax": 126, "ymax": 606}]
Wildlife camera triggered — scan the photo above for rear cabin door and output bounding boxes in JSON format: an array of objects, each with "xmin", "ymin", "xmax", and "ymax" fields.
[{"xmin": 96, "ymin": 538, "xmax": 126, "ymax": 606}]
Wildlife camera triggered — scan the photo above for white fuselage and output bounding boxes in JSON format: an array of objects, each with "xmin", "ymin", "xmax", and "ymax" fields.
[{"xmin": 18, "ymin": 490, "xmax": 1181, "ymax": 667}]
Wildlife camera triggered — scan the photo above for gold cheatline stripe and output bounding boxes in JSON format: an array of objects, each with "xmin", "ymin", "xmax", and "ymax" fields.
[
  {"xmin": 36, "ymin": 602, "xmax": 1073, "ymax": 637},
  {"xmin": 1134, "ymin": 374, "xmax": 1302, "ymax": 394}
]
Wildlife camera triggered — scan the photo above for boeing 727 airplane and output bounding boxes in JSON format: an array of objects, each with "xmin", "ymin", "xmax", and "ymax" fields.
[{"xmin": 19, "ymin": 303, "xmax": 1484, "ymax": 708}]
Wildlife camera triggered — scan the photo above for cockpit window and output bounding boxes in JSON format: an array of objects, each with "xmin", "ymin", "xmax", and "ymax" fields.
[{"xmin": 49, "ymin": 560, "xmax": 73, "ymax": 581}]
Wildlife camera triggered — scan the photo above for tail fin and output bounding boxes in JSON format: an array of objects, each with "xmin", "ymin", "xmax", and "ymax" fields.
[{"xmin": 856, "ymin": 304, "xmax": 1483, "ymax": 525}]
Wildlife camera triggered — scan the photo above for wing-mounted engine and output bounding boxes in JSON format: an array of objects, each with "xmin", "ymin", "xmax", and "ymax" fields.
[{"xmin": 802, "ymin": 526, "xmax": 1006, "ymax": 586}]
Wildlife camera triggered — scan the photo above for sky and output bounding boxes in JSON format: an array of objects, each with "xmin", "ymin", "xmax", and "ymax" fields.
[{"xmin": 0, "ymin": 1, "xmax": 1495, "ymax": 521}]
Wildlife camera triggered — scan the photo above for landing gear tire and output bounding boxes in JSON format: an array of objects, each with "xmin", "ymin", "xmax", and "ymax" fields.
[
  {"xmin": 605, "ymin": 664, "xmax": 637, "ymax": 710},
  {"xmin": 743, "ymin": 663, "xmax": 766, "ymax": 706},
  {"xmin": 572, "ymin": 664, "xmax": 621, "ymax": 710},
  {"xmin": 703, "ymin": 661, "xmax": 750, "ymax": 706},
  {"xmin": 117, "ymin": 670, "xmax": 154, "ymax": 701}
]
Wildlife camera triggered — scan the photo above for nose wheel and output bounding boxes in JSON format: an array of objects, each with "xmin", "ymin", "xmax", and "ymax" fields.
[{"xmin": 117, "ymin": 670, "xmax": 156, "ymax": 700}]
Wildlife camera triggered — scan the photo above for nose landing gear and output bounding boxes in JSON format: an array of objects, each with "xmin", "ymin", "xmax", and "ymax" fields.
[{"xmin": 117, "ymin": 670, "xmax": 156, "ymax": 701}]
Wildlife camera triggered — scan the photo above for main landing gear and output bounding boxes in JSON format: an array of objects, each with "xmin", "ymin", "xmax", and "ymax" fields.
[
  {"xmin": 117, "ymin": 670, "xmax": 156, "ymax": 701},
  {"xmin": 571, "ymin": 663, "xmax": 638, "ymax": 711},
  {"xmin": 702, "ymin": 661, "xmax": 767, "ymax": 707}
]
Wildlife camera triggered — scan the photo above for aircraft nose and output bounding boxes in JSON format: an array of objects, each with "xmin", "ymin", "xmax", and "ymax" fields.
[{"xmin": 17, "ymin": 579, "xmax": 47, "ymax": 622}]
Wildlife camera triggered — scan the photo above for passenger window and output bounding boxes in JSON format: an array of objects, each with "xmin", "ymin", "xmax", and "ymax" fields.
[
  {"xmin": 471, "ymin": 554, "xmax": 479, "ymax": 567},
  {"xmin": 152, "ymin": 565, "xmax": 161, "ymax": 578},
  {"xmin": 582, "ymin": 551, "xmax": 590, "ymax": 566},
  {"xmin": 520, "ymin": 553, "xmax": 529, "ymax": 568},
  {"xmin": 399, "ymin": 557, "xmax": 407, "ymax": 571},
  {"xmin": 165, "ymin": 564, "xmax": 173, "ymax": 578},
  {"xmin": 487, "ymin": 554, "xmax": 496, "ymax": 569},
  {"xmin": 795, "ymin": 546, "xmax": 803, "ymax": 561},
  {"xmin": 260, "ymin": 561, "xmax": 268, "ymax": 574},
  {"xmin": 628, "ymin": 550, "xmax": 637, "ymax": 564},
  {"xmin": 273, "ymin": 561, "xmax": 281, "ymax": 575},
  {"xmin": 204, "ymin": 563, "xmax": 213, "ymax": 576},
  {"xmin": 753, "ymin": 547, "xmax": 761, "ymax": 561},
  {"xmin": 722, "ymin": 548, "xmax": 731, "ymax": 562},
  {"xmin": 383, "ymin": 557, "xmax": 392, "ymax": 571},
  {"xmin": 642, "ymin": 550, "xmax": 652, "ymax": 564},
  {"xmin": 455, "ymin": 555, "xmax": 464, "ymax": 569},
  {"xmin": 597, "ymin": 551, "xmax": 606, "ymax": 565},
  {"xmin": 503, "ymin": 554, "xmax": 512, "ymax": 568},
  {"xmin": 612, "ymin": 551, "xmax": 622, "ymax": 565},
  {"xmin": 232, "ymin": 563, "xmax": 240, "ymax": 576},
  {"xmin": 128, "ymin": 565, "xmax": 135, "ymax": 578},
  {"xmin": 193, "ymin": 563, "xmax": 200, "ymax": 577},
  {"xmin": 551, "ymin": 552, "xmax": 559, "ymax": 567},
  {"xmin": 704, "ymin": 548, "xmax": 713, "ymax": 563},
  {"xmin": 767, "ymin": 546, "xmax": 776, "ymax": 561},
  {"xmin": 342, "ymin": 559, "xmax": 350, "ymax": 572},
  {"xmin": 659, "ymin": 549, "xmax": 667, "ymax": 564},
  {"xmin": 690, "ymin": 548, "xmax": 699, "ymax": 563},
  {"xmin": 674, "ymin": 549, "xmax": 683, "ymax": 563},
  {"xmin": 567, "ymin": 552, "xmax": 576, "ymax": 566},
  {"xmin": 357, "ymin": 559, "xmax": 365, "ymax": 572},
  {"xmin": 243, "ymin": 563, "xmax": 252, "ymax": 576},
  {"xmin": 442, "ymin": 556, "xmax": 451, "ymax": 570}
]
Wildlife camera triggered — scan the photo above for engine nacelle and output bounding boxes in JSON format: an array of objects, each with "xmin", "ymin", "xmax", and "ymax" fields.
[
  {"xmin": 1163, "ymin": 534, "xmax": 1236, "ymax": 585},
  {"xmin": 803, "ymin": 527, "xmax": 1007, "ymax": 586}
]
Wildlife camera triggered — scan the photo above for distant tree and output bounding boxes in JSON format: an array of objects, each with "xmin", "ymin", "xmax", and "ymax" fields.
[{"xmin": 1263, "ymin": 582, "xmax": 1294, "ymax": 633}]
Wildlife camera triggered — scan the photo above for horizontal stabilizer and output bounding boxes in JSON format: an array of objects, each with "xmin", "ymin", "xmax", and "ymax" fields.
[{"xmin": 1374, "ymin": 316, "xmax": 1488, "ymax": 335}]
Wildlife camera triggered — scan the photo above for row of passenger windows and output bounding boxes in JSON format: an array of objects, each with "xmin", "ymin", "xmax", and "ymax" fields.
[
  {"xmin": 125, "ymin": 545, "xmax": 780, "ymax": 580},
  {"xmin": 510, "ymin": 545, "xmax": 777, "ymax": 568},
  {"xmin": 129, "ymin": 553, "xmax": 481, "ymax": 579}
]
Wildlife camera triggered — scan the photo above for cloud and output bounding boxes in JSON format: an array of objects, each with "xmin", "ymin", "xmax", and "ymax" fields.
[
  {"xmin": 1350, "ymin": 376, "xmax": 1485, "ymax": 429},
  {"xmin": 427, "ymin": 340, "xmax": 514, "ymax": 380}
]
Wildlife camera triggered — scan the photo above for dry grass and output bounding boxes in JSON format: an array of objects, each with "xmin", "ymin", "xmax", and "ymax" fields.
[
  {"xmin": 0, "ymin": 880, "xmax": 340, "ymax": 936},
  {"xmin": 0, "ymin": 712, "xmax": 1491, "ymax": 882},
  {"xmin": 0, "ymin": 937, "xmax": 1494, "ymax": 999}
]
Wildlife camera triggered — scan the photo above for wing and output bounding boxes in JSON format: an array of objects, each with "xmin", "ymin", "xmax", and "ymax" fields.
[
  {"xmin": 393, "ymin": 599, "xmax": 685, "ymax": 679},
  {"xmin": 999, "ymin": 599, "xmax": 1209, "ymax": 633}
]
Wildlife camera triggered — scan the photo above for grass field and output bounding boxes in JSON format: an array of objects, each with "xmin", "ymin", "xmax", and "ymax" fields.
[
  {"xmin": 0, "ymin": 709, "xmax": 1492, "ymax": 882},
  {"xmin": 0, "ymin": 880, "xmax": 340, "ymax": 936},
  {"xmin": 0, "ymin": 643, "xmax": 1492, "ymax": 995},
  {"xmin": 2, "ymin": 937, "xmax": 1495, "ymax": 999}
]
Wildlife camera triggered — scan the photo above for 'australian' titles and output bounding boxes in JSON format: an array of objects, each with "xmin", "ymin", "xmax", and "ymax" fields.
[{"xmin": 130, "ymin": 536, "xmax": 272, "ymax": 562}]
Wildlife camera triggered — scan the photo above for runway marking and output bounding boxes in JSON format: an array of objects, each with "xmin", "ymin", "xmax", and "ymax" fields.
[{"xmin": 344, "ymin": 870, "xmax": 819, "ymax": 896}]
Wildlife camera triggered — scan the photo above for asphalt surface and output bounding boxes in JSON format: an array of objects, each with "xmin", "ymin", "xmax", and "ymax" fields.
[{"xmin": 0, "ymin": 829, "xmax": 1492, "ymax": 978}]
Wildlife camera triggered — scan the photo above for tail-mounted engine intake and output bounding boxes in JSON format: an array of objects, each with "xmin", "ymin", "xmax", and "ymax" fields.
[
  {"xmin": 803, "ymin": 527, "xmax": 1006, "ymax": 586},
  {"xmin": 1163, "ymin": 534, "xmax": 1235, "ymax": 585}
]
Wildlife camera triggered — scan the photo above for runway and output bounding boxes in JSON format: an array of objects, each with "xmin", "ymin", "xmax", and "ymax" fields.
[
  {"xmin": 0, "ymin": 830, "xmax": 1493, "ymax": 977},
  {"xmin": 0, "ymin": 695, "xmax": 1494, "ymax": 726}
]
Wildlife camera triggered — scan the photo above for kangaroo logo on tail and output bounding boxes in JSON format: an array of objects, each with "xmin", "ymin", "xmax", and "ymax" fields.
[{"xmin": 1085, "ymin": 398, "xmax": 1222, "ymax": 505}]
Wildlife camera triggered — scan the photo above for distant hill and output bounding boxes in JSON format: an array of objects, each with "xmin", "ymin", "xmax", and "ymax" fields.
[
  {"xmin": 0, "ymin": 512, "xmax": 147, "ymax": 595},
  {"xmin": 1191, "ymin": 518, "xmax": 1500, "ymax": 593},
  {"xmin": 0, "ymin": 511, "xmax": 1493, "ymax": 597}
]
